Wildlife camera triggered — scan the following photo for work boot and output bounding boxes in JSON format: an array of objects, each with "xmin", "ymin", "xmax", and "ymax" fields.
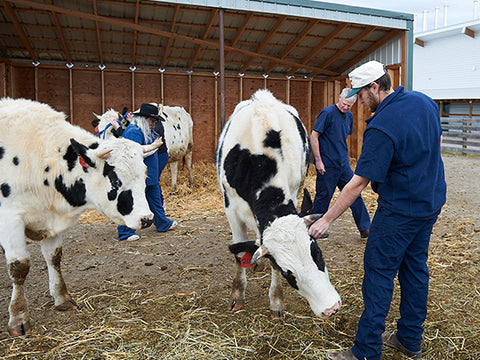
[
  {"xmin": 324, "ymin": 349, "xmax": 358, "ymax": 360},
  {"xmin": 382, "ymin": 331, "xmax": 422, "ymax": 359},
  {"xmin": 360, "ymin": 229, "xmax": 369, "ymax": 238}
]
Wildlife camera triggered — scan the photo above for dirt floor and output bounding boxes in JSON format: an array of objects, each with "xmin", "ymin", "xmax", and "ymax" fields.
[{"xmin": 0, "ymin": 154, "xmax": 479, "ymax": 359}]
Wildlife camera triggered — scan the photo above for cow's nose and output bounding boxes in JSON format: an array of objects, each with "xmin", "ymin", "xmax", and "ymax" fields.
[
  {"xmin": 321, "ymin": 301, "xmax": 341, "ymax": 318},
  {"xmin": 141, "ymin": 217, "xmax": 153, "ymax": 228}
]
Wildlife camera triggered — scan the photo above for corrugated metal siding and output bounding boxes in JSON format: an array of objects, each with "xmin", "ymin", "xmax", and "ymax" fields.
[{"xmin": 343, "ymin": 34, "xmax": 403, "ymax": 74}]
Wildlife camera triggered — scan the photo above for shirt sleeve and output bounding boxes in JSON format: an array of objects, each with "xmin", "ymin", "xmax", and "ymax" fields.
[
  {"xmin": 312, "ymin": 110, "xmax": 329, "ymax": 134},
  {"xmin": 355, "ymin": 128, "xmax": 394, "ymax": 184}
]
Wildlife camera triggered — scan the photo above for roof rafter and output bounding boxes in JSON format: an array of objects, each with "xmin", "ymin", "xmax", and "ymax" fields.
[
  {"xmin": 9, "ymin": 0, "xmax": 337, "ymax": 76},
  {"xmin": 2, "ymin": 0, "xmax": 37, "ymax": 62},
  {"xmin": 161, "ymin": 3, "xmax": 180, "ymax": 69},
  {"xmin": 131, "ymin": 0, "xmax": 140, "ymax": 67},
  {"xmin": 265, "ymin": 19, "xmax": 318, "ymax": 75},
  {"xmin": 240, "ymin": 15, "xmax": 287, "ymax": 73},
  {"xmin": 288, "ymin": 22, "xmax": 348, "ymax": 76},
  {"xmin": 92, "ymin": 0, "xmax": 103, "ymax": 65},
  {"xmin": 189, "ymin": 8, "xmax": 218, "ymax": 71},
  {"xmin": 48, "ymin": 0, "xmax": 71, "ymax": 64}
]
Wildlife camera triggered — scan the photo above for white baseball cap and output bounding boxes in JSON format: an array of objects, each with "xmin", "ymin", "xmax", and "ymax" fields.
[{"xmin": 346, "ymin": 60, "xmax": 386, "ymax": 98}]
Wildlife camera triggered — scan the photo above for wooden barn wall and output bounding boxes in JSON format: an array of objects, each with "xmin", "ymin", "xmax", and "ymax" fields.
[{"xmin": 2, "ymin": 63, "xmax": 402, "ymax": 161}]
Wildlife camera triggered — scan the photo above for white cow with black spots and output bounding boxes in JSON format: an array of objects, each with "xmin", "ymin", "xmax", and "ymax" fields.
[
  {"xmin": 216, "ymin": 89, "xmax": 341, "ymax": 318},
  {"xmin": 0, "ymin": 98, "xmax": 161, "ymax": 336},
  {"xmin": 95, "ymin": 105, "xmax": 194, "ymax": 191}
]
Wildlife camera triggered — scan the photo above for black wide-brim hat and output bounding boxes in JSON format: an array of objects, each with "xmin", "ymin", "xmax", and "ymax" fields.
[{"xmin": 134, "ymin": 103, "xmax": 162, "ymax": 120}]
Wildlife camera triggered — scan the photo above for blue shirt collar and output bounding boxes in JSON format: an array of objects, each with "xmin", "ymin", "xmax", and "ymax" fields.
[{"xmin": 365, "ymin": 86, "xmax": 405, "ymax": 124}]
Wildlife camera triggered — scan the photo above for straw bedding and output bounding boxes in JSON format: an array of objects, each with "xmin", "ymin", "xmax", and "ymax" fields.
[{"xmin": 0, "ymin": 154, "xmax": 478, "ymax": 359}]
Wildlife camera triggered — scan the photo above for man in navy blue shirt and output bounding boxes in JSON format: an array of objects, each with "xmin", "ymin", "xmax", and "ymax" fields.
[
  {"xmin": 310, "ymin": 61, "xmax": 446, "ymax": 360},
  {"xmin": 310, "ymin": 88, "xmax": 370, "ymax": 239}
]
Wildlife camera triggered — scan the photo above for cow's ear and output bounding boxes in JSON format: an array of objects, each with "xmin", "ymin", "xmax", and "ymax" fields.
[
  {"xmin": 228, "ymin": 241, "xmax": 258, "ymax": 255},
  {"xmin": 70, "ymin": 138, "xmax": 100, "ymax": 167},
  {"xmin": 299, "ymin": 188, "xmax": 313, "ymax": 217},
  {"xmin": 303, "ymin": 214, "xmax": 323, "ymax": 227},
  {"xmin": 94, "ymin": 148, "xmax": 113, "ymax": 160}
]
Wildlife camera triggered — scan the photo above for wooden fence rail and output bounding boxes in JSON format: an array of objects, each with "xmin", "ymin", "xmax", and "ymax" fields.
[{"xmin": 441, "ymin": 117, "xmax": 480, "ymax": 155}]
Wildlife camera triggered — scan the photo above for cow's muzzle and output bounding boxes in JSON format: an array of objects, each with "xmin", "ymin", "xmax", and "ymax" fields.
[{"xmin": 141, "ymin": 217, "xmax": 154, "ymax": 229}]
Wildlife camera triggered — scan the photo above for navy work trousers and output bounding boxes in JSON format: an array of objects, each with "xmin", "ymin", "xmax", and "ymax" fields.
[
  {"xmin": 351, "ymin": 207, "xmax": 440, "ymax": 360},
  {"xmin": 313, "ymin": 164, "xmax": 370, "ymax": 232}
]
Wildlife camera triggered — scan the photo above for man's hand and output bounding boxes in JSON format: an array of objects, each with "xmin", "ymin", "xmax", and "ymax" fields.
[
  {"xmin": 308, "ymin": 217, "xmax": 331, "ymax": 239},
  {"xmin": 316, "ymin": 161, "xmax": 326, "ymax": 175}
]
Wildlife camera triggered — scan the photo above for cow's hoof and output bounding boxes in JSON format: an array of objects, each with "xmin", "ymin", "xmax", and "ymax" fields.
[
  {"xmin": 8, "ymin": 321, "xmax": 32, "ymax": 336},
  {"xmin": 55, "ymin": 299, "xmax": 78, "ymax": 311},
  {"xmin": 229, "ymin": 299, "xmax": 244, "ymax": 311},
  {"xmin": 270, "ymin": 310, "xmax": 285, "ymax": 318}
]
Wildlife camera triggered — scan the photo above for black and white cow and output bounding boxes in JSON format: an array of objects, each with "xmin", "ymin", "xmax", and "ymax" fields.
[
  {"xmin": 216, "ymin": 89, "xmax": 341, "ymax": 318},
  {"xmin": 0, "ymin": 98, "xmax": 161, "ymax": 336},
  {"xmin": 95, "ymin": 105, "xmax": 194, "ymax": 191}
]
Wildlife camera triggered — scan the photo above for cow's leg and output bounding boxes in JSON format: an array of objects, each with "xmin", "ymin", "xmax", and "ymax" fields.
[
  {"xmin": 226, "ymin": 209, "xmax": 249, "ymax": 311},
  {"xmin": 169, "ymin": 161, "xmax": 178, "ymax": 192},
  {"xmin": 0, "ymin": 216, "xmax": 32, "ymax": 336},
  {"xmin": 40, "ymin": 235, "xmax": 77, "ymax": 311},
  {"xmin": 269, "ymin": 266, "xmax": 285, "ymax": 318},
  {"xmin": 184, "ymin": 151, "xmax": 194, "ymax": 187}
]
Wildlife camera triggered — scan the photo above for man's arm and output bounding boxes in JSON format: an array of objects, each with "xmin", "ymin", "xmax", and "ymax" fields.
[
  {"xmin": 310, "ymin": 130, "xmax": 325, "ymax": 175},
  {"xmin": 308, "ymin": 174, "xmax": 370, "ymax": 239}
]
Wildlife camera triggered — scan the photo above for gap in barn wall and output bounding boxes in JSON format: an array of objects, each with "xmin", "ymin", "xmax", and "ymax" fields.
[{"xmin": 2, "ymin": 63, "xmax": 403, "ymax": 161}]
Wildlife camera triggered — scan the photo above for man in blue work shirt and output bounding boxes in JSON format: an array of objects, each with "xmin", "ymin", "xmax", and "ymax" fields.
[
  {"xmin": 310, "ymin": 88, "xmax": 370, "ymax": 239},
  {"xmin": 309, "ymin": 61, "xmax": 446, "ymax": 360}
]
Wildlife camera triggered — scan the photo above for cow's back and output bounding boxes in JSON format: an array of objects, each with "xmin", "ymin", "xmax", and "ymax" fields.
[
  {"xmin": 217, "ymin": 90, "xmax": 310, "ymax": 206},
  {"xmin": 161, "ymin": 106, "xmax": 193, "ymax": 162}
]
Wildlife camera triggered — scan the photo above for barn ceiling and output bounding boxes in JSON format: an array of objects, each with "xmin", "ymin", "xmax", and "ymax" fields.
[{"xmin": 0, "ymin": 0, "xmax": 409, "ymax": 78}]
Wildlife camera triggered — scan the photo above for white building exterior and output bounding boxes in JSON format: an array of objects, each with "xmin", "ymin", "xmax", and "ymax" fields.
[{"xmin": 413, "ymin": 19, "xmax": 480, "ymax": 115}]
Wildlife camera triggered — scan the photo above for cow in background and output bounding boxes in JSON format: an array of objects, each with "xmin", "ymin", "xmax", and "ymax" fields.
[
  {"xmin": 94, "ymin": 105, "xmax": 194, "ymax": 192},
  {"xmin": 0, "ymin": 98, "xmax": 161, "ymax": 336},
  {"xmin": 216, "ymin": 89, "xmax": 341, "ymax": 318}
]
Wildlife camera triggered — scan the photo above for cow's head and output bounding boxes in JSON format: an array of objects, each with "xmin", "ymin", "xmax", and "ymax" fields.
[
  {"xmin": 93, "ymin": 109, "xmax": 122, "ymax": 139},
  {"xmin": 252, "ymin": 214, "xmax": 341, "ymax": 318},
  {"xmin": 68, "ymin": 138, "xmax": 157, "ymax": 229}
]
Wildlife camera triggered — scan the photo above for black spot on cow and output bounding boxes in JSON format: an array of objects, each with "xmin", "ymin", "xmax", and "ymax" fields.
[
  {"xmin": 263, "ymin": 130, "xmax": 281, "ymax": 149},
  {"xmin": 63, "ymin": 145, "xmax": 78, "ymax": 171},
  {"xmin": 117, "ymin": 190, "xmax": 134, "ymax": 215},
  {"xmin": 290, "ymin": 111, "xmax": 311, "ymax": 169},
  {"xmin": 44, "ymin": 179, "xmax": 49, "ymax": 186},
  {"xmin": 310, "ymin": 240, "xmax": 326, "ymax": 272},
  {"xmin": 253, "ymin": 186, "xmax": 295, "ymax": 233},
  {"xmin": 54, "ymin": 175, "xmax": 86, "ymax": 207},
  {"xmin": 89, "ymin": 142, "xmax": 99, "ymax": 149},
  {"xmin": 223, "ymin": 144, "xmax": 277, "ymax": 205},
  {"xmin": 0, "ymin": 147, "xmax": 4, "ymax": 160},
  {"xmin": 69, "ymin": 139, "xmax": 97, "ymax": 169},
  {"xmin": 12, "ymin": 156, "xmax": 19, "ymax": 166},
  {"xmin": 267, "ymin": 255, "xmax": 299, "ymax": 290},
  {"xmin": 45, "ymin": 166, "xmax": 50, "ymax": 172},
  {"xmin": 1, "ymin": 183, "xmax": 11, "ymax": 198},
  {"xmin": 103, "ymin": 163, "xmax": 121, "ymax": 201},
  {"xmin": 223, "ymin": 190, "xmax": 230, "ymax": 208}
]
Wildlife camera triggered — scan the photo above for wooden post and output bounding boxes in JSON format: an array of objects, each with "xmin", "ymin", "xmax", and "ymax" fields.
[
  {"xmin": 219, "ymin": 8, "xmax": 225, "ymax": 129},
  {"xmin": 131, "ymin": 70, "xmax": 135, "ymax": 110},
  {"xmin": 69, "ymin": 68, "xmax": 73, "ymax": 124},
  {"xmin": 101, "ymin": 68, "xmax": 105, "ymax": 113}
]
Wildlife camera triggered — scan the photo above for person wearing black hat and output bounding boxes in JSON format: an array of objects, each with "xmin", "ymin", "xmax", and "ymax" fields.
[{"xmin": 117, "ymin": 103, "xmax": 177, "ymax": 241}]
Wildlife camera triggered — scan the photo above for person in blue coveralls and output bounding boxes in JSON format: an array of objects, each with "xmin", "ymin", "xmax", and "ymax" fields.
[
  {"xmin": 117, "ymin": 103, "xmax": 177, "ymax": 241},
  {"xmin": 309, "ymin": 61, "xmax": 447, "ymax": 360},
  {"xmin": 310, "ymin": 88, "xmax": 370, "ymax": 239}
]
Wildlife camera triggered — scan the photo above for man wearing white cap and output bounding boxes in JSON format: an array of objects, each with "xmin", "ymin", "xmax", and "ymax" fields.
[{"xmin": 309, "ymin": 61, "xmax": 446, "ymax": 360}]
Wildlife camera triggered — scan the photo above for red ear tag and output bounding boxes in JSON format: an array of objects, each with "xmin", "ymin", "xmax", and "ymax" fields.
[
  {"xmin": 79, "ymin": 156, "xmax": 89, "ymax": 168},
  {"xmin": 241, "ymin": 251, "xmax": 256, "ymax": 268}
]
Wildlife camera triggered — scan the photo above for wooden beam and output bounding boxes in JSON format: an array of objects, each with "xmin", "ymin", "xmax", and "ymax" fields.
[
  {"xmin": 338, "ymin": 29, "xmax": 403, "ymax": 74},
  {"xmin": 265, "ymin": 19, "xmax": 318, "ymax": 74},
  {"xmin": 189, "ymin": 8, "xmax": 218, "ymax": 71},
  {"xmin": 2, "ymin": 0, "xmax": 37, "ymax": 61},
  {"xmin": 415, "ymin": 38, "xmax": 425, "ymax": 47},
  {"xmin": 161, "ymin": 4, "xmax": 180, "ymax": 69},
  {"xmin": 288, "ymin": 23, "xmax": 348, "ymax": 76},
  {"xmin": 131, "ymin": 0, "xmax": 140, "ymax": 67},
  {"xmin": 9, "ymin": 0, "xmax": 338, "ymax": 76},
  {"xmin": 463, "ymin": 27, "xmax": 475, "ymax": 38},
  {"xmin": 92, "ymin": 0, "xmax": 103, "ymax": 65},
  {"xmin": 240, "ymin": 15, "xmax": 287, "ymax": 73},
  {"xmin": 48, "ymin": 0, "xmax": 71, "ymax": 64}
]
